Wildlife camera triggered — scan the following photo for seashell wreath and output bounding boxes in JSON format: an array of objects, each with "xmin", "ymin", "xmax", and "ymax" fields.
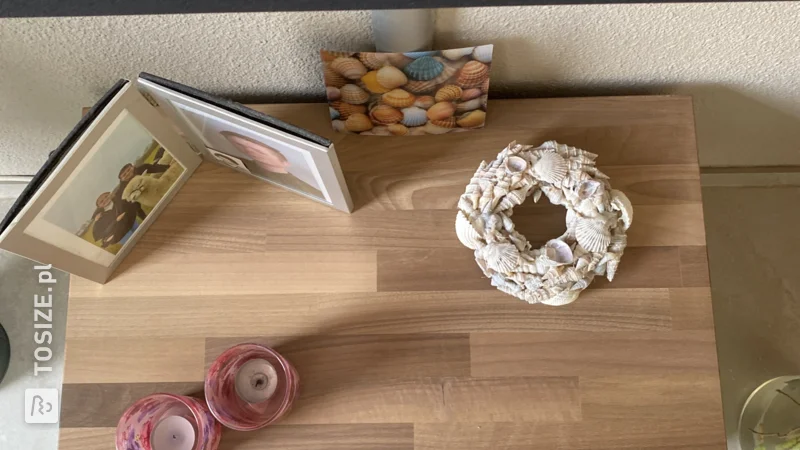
[{"xmin": 455, "ymin": 141, "xmax": 634, "ymax": 306}]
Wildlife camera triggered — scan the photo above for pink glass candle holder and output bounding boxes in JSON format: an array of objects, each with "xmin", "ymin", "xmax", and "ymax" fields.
[
  {"xmin": 204, "ymin": 343, "xmax": 300, "ymax": 431},
  {"xmin": 116, "ymin": 393, "xmax": 221, "ymax": 450}
]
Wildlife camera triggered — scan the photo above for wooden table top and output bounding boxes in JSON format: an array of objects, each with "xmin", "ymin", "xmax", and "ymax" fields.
[{"xmin": 60, "ymin": 97, "xmax": 725, "ymax": 450}]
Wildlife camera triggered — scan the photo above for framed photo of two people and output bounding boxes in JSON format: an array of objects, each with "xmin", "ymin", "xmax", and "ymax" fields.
[{"xmin": 0, "ymin": 73, "xmax": 352, "ymax": 284}]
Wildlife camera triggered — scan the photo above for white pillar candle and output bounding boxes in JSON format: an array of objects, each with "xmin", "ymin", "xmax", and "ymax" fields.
[
  {"xmin": 235, "ymin": 358, "xmax": 278, "ymax": 404},
  {"xmin": 151, "ymin": 416, "xmax": 196, "ymax": 450}
]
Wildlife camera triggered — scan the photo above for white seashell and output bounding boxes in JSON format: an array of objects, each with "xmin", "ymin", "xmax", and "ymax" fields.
[
  {"xmin": 608, "ymin": 232, "xmax": 627, "ymax": 253},
  {"xmin": 541, "ymin": 185, "xmax": 564, "ymax": 204},
  {"xmin": 605, "ymin": 257, "xmax": 620, "ymax": 281},
  {"xmin": 496, "ymin": 189, "xmax": 527, "ymax": 212},
  {"xmin": 482, "ymin": 243, "xmax": 520, "ymax": 274},
  {"xmin": 471, "ymin": 44, "xmax": 493, "ymax": 63},
  {"xmin": 400, "ymin": 107, "xmax": 428, "ymax": 127},
  {"xmin": 545, "ymin": 239, "xmax": 574, "ymax": 265},
  {"xmin": 578, "ymin": 180, "xmax": 602, "ymax": 200},
  {"xmin": 610, "ymin": 189, "xmax": 633, "ymax": 231},
  {"xmin": 331, "ymin": 119, "xmax": 347, "ymax": 132},
  {"xmin": 575, "ymin": 218, "xmax": 612, "ymax": 253},
  {"xmin": 442, "ymin": 47, "xmax": 474, "ymax": 60},
  {"xmin": 540, "ymin": 289, "xmax": 580, "ymax": 306},
  {"xmin": 505, "ymin": 156, "xmax": 528, "ymax": 174},
  {"xmin": 533, "ymin": 152, "xmax": 568, "ymax": 185},
  {"xmin": 455, "ymin": 97, "xmax": 483, "ymax": 113},
  {"xmin": 455, "ymin": 211, "xmax": 482, "ymax": 250}
]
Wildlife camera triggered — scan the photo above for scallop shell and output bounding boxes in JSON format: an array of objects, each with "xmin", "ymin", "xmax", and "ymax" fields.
[
  {"xmin": 324, "ymin": 65, "xmax": 347, "ymax": 88},
  {"xmin": 403, "ymin": 56, "xmax": 444, "ymax": 81},
  {"xmin": 330, "ymin": 101, "xmax": 367, "ymax": 119},
  {"xmin": 431, "ymin": 57, "xmax": 459, "ymax": 84},
  {"xmin": 404, "ymin": 51, "xmax": 437, "ymax": 59},
  {"xmin": 331, "ymin": 57, "xmax": 367, "ymax": 80},
  {"xmin": 442, "ymin": 47, "xmax": 474, "ymax": 60},
  {"xmin": 505, "ymin": 156, "xmax": 528, "ymax": 173},
  {"xmin": 320, "ymin": 50, "xmax": 353, "ymax": 62},
  {"xmin": 386, "ymin": 53, "xmax": 413, "ymax": 68},
  {"xmin": 545, "ymin": 239, "xmax": 574, "ymax": 265},
  {"xmin": 345, "ymin": 113, "xmax": 373, "ymax": 132},
  {"xmin": 369, "ymin": 125, "xmax": 392, "ymax": 136},
  {"xmin": 434, "ymin": 85, "xmax": 462, "ymax": 102},
  {"xmin": 329, "ymin": 107, "xmax": 340, "ymax": 120},
  {"xmin": 414, "ymin": 95, "xmax": 435, "ymax": 109},
  {"xmin": 471, "ymin": 45, "xmax": 493, "ymax": 63},
  {"xmin": 456, "ymin": 61, "xmax": 490, "ymax": 89},
  {"xmin": 401, "ymin": 106, "xmax": 428, "ymax": 127},
  {"xmin": 482, "ymin": 243, "xmax": 520, "ymax": 274},
  {"xmin": 533, "ymin": 152, "xmax": 568, "ymax": 185},
  {"xmin": 426, "ymin": 102, "xmax": 456, "ymax": 120},
  {"xmin": 359, "ymin": 52, "xmax": 389, "ymax": 70},
  {"xmin": 455, "ymin": 211, "xmax": 482, "ymax": 250},
  {"xmin": 408, "ymin": 126, "xmax": 427, "ymax": 136},
  {"xmin": 382, "ymin": 89, "xmax": 416, "ymax": 108},
  {"xmin": 461, "ymin": 88, "xmax": 482, "ymax": 101},
  {"xmin": 339, "ymin": 84, "xmax": 370, "ymax": 105},
  {"xmin": 369, "ymin": 104, "xmax": 403, "ymax": 125},
  {"xmin": 610, "ymin": 189, "xmax": 633, "ymax": 230},
  {"xmin": 575, "ymin": 218, "xmax": 612, "ymax": 253},
  {"xmin": 456, "ymin": 97, "xmax": 482, "ymax": 113},
  {"xmin": 422, "ymin": 121, "xmax": 453, "ymax": 135},
  {"xmin": 361, "ymin": 71, "xmax": 391, "ymax": 94},
  {"xmin": 456, "ymin": 110, "xmax": 486, "ymax": 128},
  {"xmin": 540, "ymin": 289, "xmax": 580, "ymax": 306},
  {"xmin": 387, "ymin": 123, "xmax": 409, "ymax": 136},
  {"xmin": 326, "ymin": 86, "xmax": 341, "ymax": 101},
  {"xmin": 431, "ymin": 117, "xmax": 457, "ymax": 128},
  {"xmin": 376, "ymin": 65, "xmax": 408, "ymax": 89},
  {"xmin": 405, "ymin": 79, "xmax": 439, "ymax": 94},
  {"xmin": 331, "ymin": 119, "xmax": 347, "ymax": 133}
]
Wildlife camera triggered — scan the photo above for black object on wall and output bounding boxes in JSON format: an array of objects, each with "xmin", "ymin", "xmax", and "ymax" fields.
[
  {"xmin": 0, "ymin": 323, "xmax": 9, "ymax": 385},
  {"xmin": 0, "ymin": 0, "xmax": 780, "ymax": 18}
]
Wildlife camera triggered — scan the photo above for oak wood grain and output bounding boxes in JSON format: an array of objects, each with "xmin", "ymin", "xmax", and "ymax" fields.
[
  {"xmin": 65, "ymin": 288, "xmax": 672, "ymax": 339},
  {"xmin": 219, "ymin": 424, "xmax": 414, "ymax": 450},
  {"xmin": 61, "ymin": 97, "xmax": 722, "ymax": 450},
  {"xmin": 470, "ymin": 331, "xmax": 719, "ymax": 377},
  {"xmin": 669, "ymin": 287, "xmax": 715, "ymax": 330},
  {"xmin": 63, "ymin": 338, "xmax": 205, "ymax": 383}
]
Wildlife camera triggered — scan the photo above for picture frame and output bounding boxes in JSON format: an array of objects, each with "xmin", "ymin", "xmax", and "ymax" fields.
[{"xmin": 0, "ymin": 74, "xmax": 352, "ymax": 284}]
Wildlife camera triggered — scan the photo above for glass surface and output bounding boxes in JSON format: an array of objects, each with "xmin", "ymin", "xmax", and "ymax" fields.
[{"xmin": 739, "ymin": 377, "xmax": 800, "ymax": 450}]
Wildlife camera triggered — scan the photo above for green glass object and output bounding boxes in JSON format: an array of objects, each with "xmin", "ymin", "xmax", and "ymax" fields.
[{"xmin": 739, "ymin": 377, "xmax": 800, "ymax": 450}]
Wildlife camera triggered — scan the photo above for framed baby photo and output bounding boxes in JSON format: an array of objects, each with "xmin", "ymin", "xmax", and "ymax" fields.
[
  {"xmin": 0, "ymin": 80, "xmax": 200, "ymax": 284},
  {"xmin": 0, "ymin": 73, "xmax": 352, "ymax": 284},
  {"xmin": 137, "ymin": 73, "xmax": 352, "ymax": 211}
]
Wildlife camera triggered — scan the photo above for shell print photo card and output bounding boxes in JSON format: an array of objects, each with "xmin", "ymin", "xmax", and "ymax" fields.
[
  {"xmin": 321, "ymin": 46, "xmax": 492, "ymax": 136},
  {"xmin": 0, "ymin": 73, "xmax": 352, "ymax": 284}
]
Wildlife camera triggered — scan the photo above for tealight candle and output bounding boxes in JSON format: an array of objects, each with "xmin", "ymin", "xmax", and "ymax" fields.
[
  {"xmin": 205, "ymin": 343, "xmax": 300, "ymax": 431},
  {"xmin": 235, "ymin": 358, "xmax": 278, "ymax": 404},
  {"xmin": 116, "ymin": 393, "xmax": 221, "ymax": 450},
  {"xmin": 151, "ymin": 416, "xmax": 196, "ymax": 450}
]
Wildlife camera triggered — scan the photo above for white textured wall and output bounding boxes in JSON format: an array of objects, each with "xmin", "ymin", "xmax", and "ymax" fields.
[{"xmin": 1, "ymin": 4, "xmax": 799, "ymax": 175}]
